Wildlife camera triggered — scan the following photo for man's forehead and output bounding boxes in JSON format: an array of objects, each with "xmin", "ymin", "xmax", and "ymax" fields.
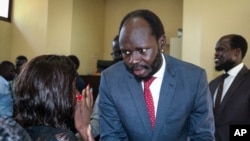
[{"xmin": 217, "ymin": 38, "xmax": 231, "ymax": 46}]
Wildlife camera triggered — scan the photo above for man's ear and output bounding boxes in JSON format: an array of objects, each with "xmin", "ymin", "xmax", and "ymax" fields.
[
  {"xmin": 235, "ymin": 48, "xmax": 242, "ymax": 59},
  {"xmin": 159, "ymin": 35, "xmax": 167, "ymax": 50}
]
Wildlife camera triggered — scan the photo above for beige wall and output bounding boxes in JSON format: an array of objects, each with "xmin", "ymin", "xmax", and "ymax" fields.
[
  {"xmin": 183, "ymin": 0, "xmax": 250, "ymax": 81},
  {"xmin": 4, "ymin": 0, "xmax": 249, "ymax": 80},
  {"xmin": 71, "ymin": 0, "xmax": 105, "ymax": 74},
  {"xmin": 47, "ymin": 0, "xmax": 73, "ymax": 54},
  {"xmin": 0, "ymin": 21, "xmax": 11, "ymax": 60},
  {"xmin": 6, "ymin": 0, "xmax": 105, "ymax": 74},
  {"xmin": 10, "ymin": 0, "xmax": 48, "ymax": 62},
  {"xmin": 1, "ymin": 0, "xmax": 182, "ymax": 75}
]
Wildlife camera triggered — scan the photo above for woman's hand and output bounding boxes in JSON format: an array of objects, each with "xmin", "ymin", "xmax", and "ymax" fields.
[{"xmin": 74, "ymin": 85, "xmax": 94, "ymax": 141}]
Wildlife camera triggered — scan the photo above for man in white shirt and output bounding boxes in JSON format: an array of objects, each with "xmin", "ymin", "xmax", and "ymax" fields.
[{"xmin": 209, "ymin": 34, "xmax": 250, "ymax": 141}]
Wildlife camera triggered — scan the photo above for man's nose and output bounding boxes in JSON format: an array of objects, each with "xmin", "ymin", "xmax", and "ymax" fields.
[{"xmin": 129, "ymin": 51, "xmax": 141, "ymax": 64}]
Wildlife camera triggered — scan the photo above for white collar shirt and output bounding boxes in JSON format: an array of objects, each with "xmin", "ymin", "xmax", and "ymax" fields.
[
  {"xmin": 213, "ymin": 63, "xmax": 244, "ymax": 105},
  {"xmin": 142, "ymin": 53, "xmax": 166, "ymax": 116}
]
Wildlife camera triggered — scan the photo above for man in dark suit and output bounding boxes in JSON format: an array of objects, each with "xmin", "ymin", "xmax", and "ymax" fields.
[
  {"xmin": 99, "ymin": 9, "xmax": 215, "ymax": 141},
  {"xmin": 209, "ymin": 34, "xmax": 250, "ymax": 141}
]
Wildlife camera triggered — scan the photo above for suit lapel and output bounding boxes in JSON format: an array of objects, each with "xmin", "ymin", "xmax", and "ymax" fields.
[
  {"xmin": 210, "ymin": 78, "xmax": 221, "ymax": 98},
  {"xmin": 218, "ymin": 66, "xmax": 248, "ymax": 116},
  {"xmin": 127, "ymin": 55, "xmax": 178, "ymax": 136},
  {"xmin": 154, "ymin": 55, "xmax": 177, "ymax": 136},
  {"xmin": 127, "ymin": 74, "xmax": 153, "ymax": 134}
]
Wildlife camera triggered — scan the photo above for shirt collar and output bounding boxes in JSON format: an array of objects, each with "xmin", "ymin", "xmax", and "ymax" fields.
[
  {"xmin": 226, "ymin": 62, "xmax": 244, "ymax": 77},
  {"xmin": 152, "ymin": 53, "xmax": 165, "ymax": 79},
  {"xmin": 0, "ymin": 76, "xmax": 9, "ymax": 85}
]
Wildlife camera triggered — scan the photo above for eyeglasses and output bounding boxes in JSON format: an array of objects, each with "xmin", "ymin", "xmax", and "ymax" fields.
[{"xmin": 110, "ymin": 51, "xmax": 122, "ymax": 58}]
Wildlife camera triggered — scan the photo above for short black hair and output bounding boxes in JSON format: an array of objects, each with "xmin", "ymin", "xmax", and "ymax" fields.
[
  {"xmin": 16, "ymin": 55, "xmax": 27, "ymax": 62},
  {"xmin": 119, "ymin": 9, "xmax": 165, "ymax": 41},
  {"xmin": 0, "ymin": 61, "xmax": 14, "ymax": 75},
  {"xmin": 113, "ymin": 34, "xmax": 119, "ymax": 42},
  {"xmin": 220, "ymin": 34, "xmax": 248, "ymax": 59},
  {"xmin": 0, "ymin": 61, "xmax": 15, "ymax": 81},
  {"xmin": 68, "ymin": 55, "xmax": 80, "ymax": 70},
  {"xmin": 15, "ymin": 55, "xmax": 28, "ymax": 74},
  {"xmin": 230, "ymin": 34, "xmax": 248, "ymax": 59}
]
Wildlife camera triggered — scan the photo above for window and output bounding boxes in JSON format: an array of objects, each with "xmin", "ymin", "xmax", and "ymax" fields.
[{"xmin": 0, "ymin": 0, "xmax": 12, "ymax": 22}]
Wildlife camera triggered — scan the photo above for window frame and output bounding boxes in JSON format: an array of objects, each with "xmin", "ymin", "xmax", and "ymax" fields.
[{"xmin": 0, "ymin": 0, "xmax": 12, "ymax": 22}]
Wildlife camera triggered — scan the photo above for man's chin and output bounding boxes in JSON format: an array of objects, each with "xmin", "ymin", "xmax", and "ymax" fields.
[
  {"xmin": 215, "ymin": 66, "xmax": 224, "ymax": 71},
  {"xmin": 133, "ymin": 73, "xmax": 152, "ymax": 81}
]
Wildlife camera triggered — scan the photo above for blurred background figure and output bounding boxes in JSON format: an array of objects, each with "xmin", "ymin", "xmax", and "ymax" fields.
[
  {"xmin": 110, "ymin": 35, "xmax": 123, "ymax": 63},
  {"xmin": 0, "ymin": 115, "xmax": 32, "ymax": 141},
  {"xmin": 15, "ymin": 55, "xmax": 28, "ymax": 75},
  {"xmin": 0, "ymin": 61, "xmax": 15, "ymax": 117},
  {"xmin": 68, "ymin": 55, "xmax": 86, "ymax": 93},
  {"xmin": 94, "ymin": 35, "xmax": 122, "ymax": 75},
  {"xmin": 11, "ymin": 55, "xmax": 28, "ymax": 91}
]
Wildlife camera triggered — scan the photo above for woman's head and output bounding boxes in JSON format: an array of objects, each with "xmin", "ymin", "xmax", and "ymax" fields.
[{"xmin": 14, "ymin": 55, "xmax": 77, "ymax": 129}]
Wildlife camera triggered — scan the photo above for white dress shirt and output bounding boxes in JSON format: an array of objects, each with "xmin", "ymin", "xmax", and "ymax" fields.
[
  {"xmin": 142, "ymin": 53, "xmax": 166, "ymax": 116},
  {"xmin": 213, "ymin": 63, "xmax": 244, "ymax": 106}
]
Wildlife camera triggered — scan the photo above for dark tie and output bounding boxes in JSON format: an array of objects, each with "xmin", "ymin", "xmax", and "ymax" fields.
[
  {"xmin": 214, "ymin": 73, "xmax": 229, "ymax": 112},
  {"xmin": 144, "ymin": 77, "xmax": 156, "ymax": 129}
]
